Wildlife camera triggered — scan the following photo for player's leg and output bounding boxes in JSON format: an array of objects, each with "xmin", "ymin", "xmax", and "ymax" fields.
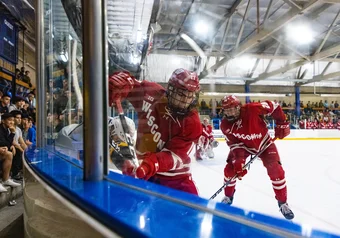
[{"xmin": 261, "ymin": 143, "xmax": 294, "ymax": 219}]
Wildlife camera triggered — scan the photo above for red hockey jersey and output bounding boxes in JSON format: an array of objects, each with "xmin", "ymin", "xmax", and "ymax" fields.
[
  {"xmin": 126, "ymin": 80, "xmax": 203, "ymax": 178},
  {"xmin": 220, "ymin": 101, "xmax": 285, "ymax": 157}
]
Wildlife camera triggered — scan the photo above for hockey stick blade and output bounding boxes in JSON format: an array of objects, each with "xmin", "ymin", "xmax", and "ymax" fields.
[{"xmin": 209, "ymin": 138, "xmax": 277, "ymax": 200}]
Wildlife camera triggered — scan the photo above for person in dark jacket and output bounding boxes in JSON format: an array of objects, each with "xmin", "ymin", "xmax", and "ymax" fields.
[{"xmin": 0, "ymin": 113, "xmax": 21, "ymax": 192}]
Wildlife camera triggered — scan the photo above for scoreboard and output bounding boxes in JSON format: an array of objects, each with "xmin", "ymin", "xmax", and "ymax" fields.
[{"xmin": 0, "ymin": 15, "xmax": 18, "ymax": 66}]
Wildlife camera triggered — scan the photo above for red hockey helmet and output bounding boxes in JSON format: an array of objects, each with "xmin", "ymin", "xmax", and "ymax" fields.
[
  {"xmin": 168, "ymin": 68, "xmax": 200, "ymax": 92},
  {"xmin": 167, "ymin": 68, "xmax": 200, "ymax": 116},
  {"xmin": 222, "ymin": 95, "xmax": 241, "ymax": 122}
]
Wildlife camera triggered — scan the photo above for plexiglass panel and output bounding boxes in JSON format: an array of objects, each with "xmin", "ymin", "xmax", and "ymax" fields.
[{"xmin": 43, "ymin": 0, "xmax": 83, "ymax": 164}]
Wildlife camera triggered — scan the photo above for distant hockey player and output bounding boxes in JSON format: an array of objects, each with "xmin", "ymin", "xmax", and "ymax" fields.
[
  {"xmin": 195, "ymin": 118, "xmax": 218, "ymax": 160},
  {"xmin": 109, "ymin": 69, "xmax": 203, "ymax": 195},
  {"xmin": 220, "ymin": 95, "xmax": 294, "ymax": 220}
]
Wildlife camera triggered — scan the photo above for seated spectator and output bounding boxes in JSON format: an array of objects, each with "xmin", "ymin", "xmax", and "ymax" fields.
[
  {"xmin": 336, "ymin": 118, "xmax": 340, "ymax": 129},
  {"xmin": 298, "ymin": 119, "xmax": 305, "ymax": 129},
  {"xmin": 312, "ymin": 118, "xmax": 319, "ymax": 129},
  {"xmin": 10, "ymin": 110, "xmax": 27, "ymax": 180},
  {"xmin": 8, "ymin": 96, "xmax": 26, "ymax": 112},
  {"xmin": 306, "ymin": 119, "xmax": 313, "ymax": 129},
  {"xmin": 323, "ymin": 100, "xmax": 328, "ymax": 109},
  {"xmin": 335, "ymin": 101, "xmax": 339, "ymax": 109},
  {"xmin": 0, "ymin": 113, "xmax": 21, "ymax": 192},
  {"xmin": 22, "ymin": 115, "xmax": 36, "ymax": 147},
  {"xmin": 19, "ymin": 67, "xmax": 25, "ymax": 80},
  {"xmin": 26, "ymin": 92, "xmax": 36, "ymax": 109},
  {"xmin": 15, "ymin": 68, "xmax": 21, "ymax": 80},
  {"xmin": 0, "ymin": 91, "xmax": 11, "ymax": 115}
]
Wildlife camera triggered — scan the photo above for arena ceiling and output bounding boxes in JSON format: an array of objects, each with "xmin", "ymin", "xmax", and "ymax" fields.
[{"xmin": 3, "ymin": 0, "xmax": 340, "ymax": 88}]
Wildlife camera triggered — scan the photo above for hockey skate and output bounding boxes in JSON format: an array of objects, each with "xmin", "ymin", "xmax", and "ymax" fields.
[
  {"xmin": 278, "ymin": 202, "xmax": 294, "ymax": 220},
  {"xmin": 221, "ymin": 196, "xmax": 233, "ymax": 205}
]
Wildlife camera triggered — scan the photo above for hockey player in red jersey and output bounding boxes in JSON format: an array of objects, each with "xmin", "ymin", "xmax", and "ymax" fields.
[
  {"xmin": 195, "ymin": 118, "xmax": 218, "ymax": 160},
  {"xmin": 220, "ymin": 95, "xmax": 294, "ymax": 220},
  {"xmin": 108, "ymin": 69, "xmax": 203, "ymax": 195}
]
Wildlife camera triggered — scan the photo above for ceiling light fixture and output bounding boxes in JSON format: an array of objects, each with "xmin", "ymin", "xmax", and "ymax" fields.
[
  {"xmin": 286, "ymin": 24, "xmax": 314, "ymax": 45},
  {"xmin": 194, "ymin": 21, "xmax": 209, "ymax": 35},
  {"xmin": 320, "ymin": 94, "xmax": 340, "ymax": 97}
]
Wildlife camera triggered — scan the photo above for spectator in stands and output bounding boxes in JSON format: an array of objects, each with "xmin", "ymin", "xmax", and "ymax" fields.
[
  {"xmin": 313, "ymin": 118, "xmax": 319, "ymax": 129},
  {"xmin": 8, "ymin": 96, "xmax": 26, "ymax": 112},
  {"xmin": 15, "ymin": 68, "xmax": 21, "ymax": 80},
  {"xmin": 336, "ymin": 118, "xmax": 340, "ymax": 129},
  {"xmin": 287, "ymin": 102, "xmax": 292, "ymax": 107},
  {"xmin": 26, "ymin": 92, "xmax": 36, "ymax": 109},
  {"xmin": 0, "ymin": 113, "xmax": 21, "ymax": 192},
  {"xmin": 282, "ymin": 101, "xmax": 287, "ymax": 107},
  {"xmin": 298, "ymin": 118, "xmax": 305, "ymax": 129},
  {"xmin": 22, "ymin": 115, "xmax": 36, "ymax": 147},
  {"xmin": 318, "ymin": 100, "xmax": 323, "ymax": 108},
  {"xmin": 19, "ymin": 67, "xmax": 25, "ymax": 79},
  {"xmin": 326, "ymin": 117, "xmax": 334, "ymax": 129},
  {"xmin": 48, "ymin": 79, "xmax": 54, "ymax": 93},
  {"xmin": 335, "ymin": 101, "xmax": 339, "ymax": 109},
  {"xmin": 10, "ymin": 110, "xmax": 27, "ymax": 180},
  {"xmin": 306, "ymin": 118, "xmax": 313, "ymax": 129},
  {"xmin": 324, "ymin": 100, "xmax": 329, "ymax": 108},
  {"xmin": 22, "ymin": 71, "xmax": 32, "ymax": 86},
  {"xmin": 0, "ymin": 91, "xmax": 11, "ymax": 115},
  {"xmin": 330, "ymin": 101, "xmax": 334, "ymax": 110}
]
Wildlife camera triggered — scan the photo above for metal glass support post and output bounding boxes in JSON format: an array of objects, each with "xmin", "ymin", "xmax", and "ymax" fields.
[
  {"xmin": 245, "ymin": 83, "xmax": 251, "ymax": 103},
  {"xmin": 35, "ymin": 0, "xmax": 46, "ymax": 147},
  {"xmin": 82, "ymin": 0, "xmax": 107, "ymax": 180},
  {"xmin": 295, "ymin": 86, "xmax": 301, "ymax": 119}
]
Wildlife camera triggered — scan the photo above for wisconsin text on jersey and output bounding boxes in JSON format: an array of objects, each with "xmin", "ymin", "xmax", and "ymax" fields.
[{"xmin": 142, "ymin": 100, "xmax": 166, "ymax": 150}]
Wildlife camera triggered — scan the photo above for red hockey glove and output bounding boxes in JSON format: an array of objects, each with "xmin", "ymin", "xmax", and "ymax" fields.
[
  {"xmin": 136, "ymin": 153, "xmax": 159, "ymax": 180},
  {"xmin": 108, "ymin": 71, "xmax": 135, "ymax": 105},
  {"xmin": 232, "ymin": 158, "xmax": 247, "ymax": 180},
  {"xmin": 275, "ymin": 121, "xmax": 290, "ymax": 139},
  {"xmin": 122, "ymin": 160, "xmax": 137, "ymax": 177}
]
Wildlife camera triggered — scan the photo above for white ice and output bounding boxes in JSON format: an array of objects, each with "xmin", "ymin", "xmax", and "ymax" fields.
[{"xmin": 191, "ymin": 140, "xmax": 340, "ymax": 236}]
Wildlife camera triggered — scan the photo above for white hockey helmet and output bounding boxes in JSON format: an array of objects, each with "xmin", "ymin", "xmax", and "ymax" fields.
[{"xmin": 108, "ymin": 116, "xmax": 136, "ymax": 144}]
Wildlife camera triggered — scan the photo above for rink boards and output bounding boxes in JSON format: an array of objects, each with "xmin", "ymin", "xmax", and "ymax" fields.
[
  {"xmin": 23, "ymin": 144, "xmax": 340, "ymax": 238},
  {"xmin": 213, "ymin": 129, "xmax": 340, "ymax": 141}
]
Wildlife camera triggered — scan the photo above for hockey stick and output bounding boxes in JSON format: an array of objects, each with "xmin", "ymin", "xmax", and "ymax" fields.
[
  {"xmin": 209, "ymin": 138, "xmax": 277, "ymax": 200},
  {"xmin": 115, "ymin": 98, "xmax": 139, "ymax": 168}
]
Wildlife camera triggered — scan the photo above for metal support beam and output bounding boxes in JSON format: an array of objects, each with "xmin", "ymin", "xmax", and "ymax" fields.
[
  {"xmin": 199, "ymin": 0, "xmax": 319, "ymax": 79},
  {"xmin": 35, "ymin": 0, "xmax": 46, "ymax": 147},
  {"xmin": 248, "ymin": 58, "xmax": 260, "ymax": 78},
  {"xmin": 265, "ymin": 43, "xmax": 281, "ymax": 73},
  {"xmin": 315, "ymin": 9, "xmax": 340, "ymax": 54},
  {"xmin": 82, "ymin": 0, "xmax": 107, "ymax": 181},
  {"xmin": 169, "ymin": 0, "xmax": 195, "ymax": 50},
  {"xmin": 235, "ymin": 0, "xmax": 251, "ymax": 48},
  {"xmin": 263, "ymin": 0, "xmax": 274, "ymax": 24},
  {"xmin": 321, "ymin": 52, "xmax": 340, "ymax": 75},
  {"xmin": 251, "ymin": 43, "xmax": 340, "ymax": 84},
  {"xmin": 282, "ymin": 0, "xmax": 302, "ymax": 10},
  {"xmin": 253, "ymin": 60, "xmax": 306, "ymax": 83}
]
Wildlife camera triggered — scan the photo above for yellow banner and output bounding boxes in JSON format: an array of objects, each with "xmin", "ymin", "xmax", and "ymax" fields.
[{"xmin": 0, "ymin": 57, "xmax": 15, "ymax": 75}]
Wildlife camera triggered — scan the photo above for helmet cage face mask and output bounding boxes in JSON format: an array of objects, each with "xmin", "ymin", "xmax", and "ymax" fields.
[
  {"xmin": 224, "ymin": 106, "xmax": 240, "ymax": 122},
  {"xmin": 167, "ymin": 84, "xmax": 196, "ymax": 116},
  {"xmin": 108, "ymin": 116, "xmax": 136, "ymax": 145}
]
